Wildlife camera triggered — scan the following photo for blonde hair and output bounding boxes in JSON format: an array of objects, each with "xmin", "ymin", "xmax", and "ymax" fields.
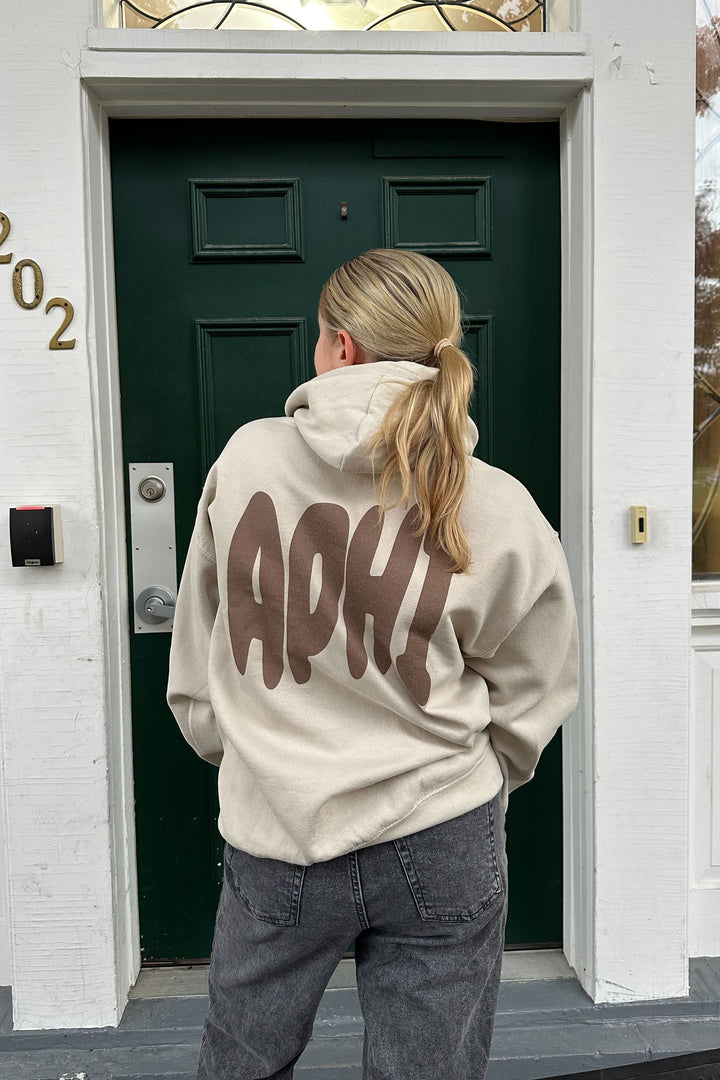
[{"xmin": 319, "ymin": 248, "xmax": 476, "ymax": 574}]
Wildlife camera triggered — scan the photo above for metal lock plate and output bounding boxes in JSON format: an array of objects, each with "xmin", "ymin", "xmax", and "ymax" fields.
[{"xmin": 129, "ymin": 463, "xmax": 178, "ymax": 634}]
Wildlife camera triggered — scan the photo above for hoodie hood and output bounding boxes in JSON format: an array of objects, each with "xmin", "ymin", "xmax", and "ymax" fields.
[{"xmin": 284, "ymin": 361, "xmax": 480, "ymax": 473}]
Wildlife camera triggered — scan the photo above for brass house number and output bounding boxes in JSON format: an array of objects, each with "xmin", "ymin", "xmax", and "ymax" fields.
[{"xmin": 0, "ymin": 211, "xmax": 76, "ymax": 349}]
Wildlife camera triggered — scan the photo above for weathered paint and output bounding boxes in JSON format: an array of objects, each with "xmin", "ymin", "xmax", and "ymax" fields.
[{"xmin": 581, "ymin": 2, "xmax": 695, "ymax": 1004}]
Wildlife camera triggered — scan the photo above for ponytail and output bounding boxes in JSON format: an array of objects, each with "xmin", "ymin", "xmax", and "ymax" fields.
[
  {"xmin": 318, "ymin": 248, "xmax": 476, "ymax": 574},
  {"xmin": 368, "ymin": 340, "xmax": 475, "ymax": 574}
]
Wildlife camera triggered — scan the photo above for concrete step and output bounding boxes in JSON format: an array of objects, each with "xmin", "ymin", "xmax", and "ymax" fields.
[{"xmin": 0, "ymin": 955, "xmax": 716, "ymax": 1080}]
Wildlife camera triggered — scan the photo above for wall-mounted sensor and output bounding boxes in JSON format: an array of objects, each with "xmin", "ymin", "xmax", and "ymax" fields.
[
  {"xmin": 9, "ymin": 505, "xmax": 64, "ymax": 566},
  {"xmin": 630, "ymin": 505, "xmax": 647, "ymax": 544}
]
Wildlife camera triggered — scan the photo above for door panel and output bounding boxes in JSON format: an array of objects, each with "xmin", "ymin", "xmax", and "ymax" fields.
[
  {"xmin": 383, "ymin": 176, "xmax": 491, "ymax": 255},
  {"xmin": 196, "ymin": 318, "xmax": 312, "ymax": 473},
  {"xmin": 110, "ymin": 117, "xmax": 562, "ymax": 961}
]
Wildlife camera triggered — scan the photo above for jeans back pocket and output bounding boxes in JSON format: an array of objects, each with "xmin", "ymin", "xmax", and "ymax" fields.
[
  {"xmin": 224, "ymin": 843, "xmax": 307, "ymax": 926},
  {"xmin": 393, "ymin": 789, "xmax": 506, "ymax": 922}
]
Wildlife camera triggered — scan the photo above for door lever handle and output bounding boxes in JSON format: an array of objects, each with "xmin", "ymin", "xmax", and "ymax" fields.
[
  {"xmin": 145, "ymin": 596, "xmax": 176, "ymax": 618},
  {"xmin": 136, "ymin": 585, "xmax": 176, "ymax": 625}
]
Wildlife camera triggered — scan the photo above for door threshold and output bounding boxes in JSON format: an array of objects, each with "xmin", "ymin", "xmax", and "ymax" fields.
[{"xmin": 130, "ymin": 948, "xmax": 575, "ymax": 999}]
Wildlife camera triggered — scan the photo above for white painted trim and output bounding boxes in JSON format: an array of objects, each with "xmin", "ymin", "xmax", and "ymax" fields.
[
  {"xmin": 689, "ymin": 890, "xmax": 720, "ymax": 958},
  {"xmin": 79, "ymin": 32, "xmax": 594, "ymax": 122},
  {"xmin": 559, "ymin": 86, "xmax": 596, "ymax": 997},
  {"xmin": 691, "ymin": 583, "xmax": 720, "ymax": 611},
  {"xmin": 85, "ymin": 27, "xmax": 589, "ymax": 54},
  {"xmin": 552, "ymin": 0, "xmax": 579, "ymax": 34},
  {"xmin": 0, "ymin": 720, "xmax": 12, "ymax": 986},
  {"xmin": 80, "ymin": 46, "xmax": 596, "ymax": 1018},
  {"xmin": 81, "ymin": 94, "xmax": 587, "ymax": 122},
  {"xmin": 79, "ymin": 71, "xmax": 593, "ymax": 135},
  {"xmin": 80, "ymin": 85, "xmax": 142, "ymax": 1019},
  {"xmin": 689, "ymin": 614, "xmax": 720, "ymax": 958}
]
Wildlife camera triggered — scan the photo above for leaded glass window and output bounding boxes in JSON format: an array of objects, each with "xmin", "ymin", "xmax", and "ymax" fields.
[
  {"xmin": 695, "ymin": 1, "xmax": 720, "ymax": 576},
  {"xmin": 105, "ymin": 0, "xmax": 558, "ymax": 32}
]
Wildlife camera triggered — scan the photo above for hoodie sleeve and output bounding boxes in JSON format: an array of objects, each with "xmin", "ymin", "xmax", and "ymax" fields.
[
  {"xmin": 166, "ymin": 466, "xmax": 224, "ymax": 768},
  {"xmin": 465, "ymin": 536, "xmax": 580, "ymax": 811}
]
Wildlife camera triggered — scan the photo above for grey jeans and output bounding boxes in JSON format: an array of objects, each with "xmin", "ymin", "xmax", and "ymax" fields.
[{"xmin": 196, "ymin": 786, "xmax": 508, "ymax": 1080}]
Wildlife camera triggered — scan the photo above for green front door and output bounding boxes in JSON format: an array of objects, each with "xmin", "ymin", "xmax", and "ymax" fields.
[{"xmin": 110, "ymin": 117, "xmax": 562, "ymax": 962}]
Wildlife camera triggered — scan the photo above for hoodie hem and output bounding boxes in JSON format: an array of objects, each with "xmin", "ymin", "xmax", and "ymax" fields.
[{"xmin": 348, "ymin": 746, "xmax": 505, "ymax": 854}]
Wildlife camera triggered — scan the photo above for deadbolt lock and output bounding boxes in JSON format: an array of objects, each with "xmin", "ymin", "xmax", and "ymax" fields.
[{"xmin": 139, "ymin": 475, "xmax": 167, "ymax": 502}]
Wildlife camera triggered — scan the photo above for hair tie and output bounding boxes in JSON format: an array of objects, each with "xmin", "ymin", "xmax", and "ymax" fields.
[{"xmin": 433, "ymin": 338, "xmax": 454, "ymax": 359}]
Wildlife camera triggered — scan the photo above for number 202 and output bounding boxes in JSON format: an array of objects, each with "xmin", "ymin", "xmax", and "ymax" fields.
[{"xmin": 0, "ymin": 212, "xmax": 76, "ymax": 350}]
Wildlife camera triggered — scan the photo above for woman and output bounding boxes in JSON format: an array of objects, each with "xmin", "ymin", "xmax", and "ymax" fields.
[{"xmin": 167, "ymin": 248, "xmax": 580, "ymax": 1080}]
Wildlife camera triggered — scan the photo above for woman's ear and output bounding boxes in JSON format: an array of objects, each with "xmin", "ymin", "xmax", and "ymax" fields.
[{"xmin": 337, "ymin": 330, "xmax": 361, "ymax": 366}]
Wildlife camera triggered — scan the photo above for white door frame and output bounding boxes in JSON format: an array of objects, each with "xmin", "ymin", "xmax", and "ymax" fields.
[{"xmin": 82, "ymin": 25, "xmax": 595, "ymax": 1003}]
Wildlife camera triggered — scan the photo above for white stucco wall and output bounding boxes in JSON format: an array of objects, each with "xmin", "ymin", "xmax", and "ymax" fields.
[{"xmin": 0, "ymin": 0, "xmax": 699, "ymax": 1030}]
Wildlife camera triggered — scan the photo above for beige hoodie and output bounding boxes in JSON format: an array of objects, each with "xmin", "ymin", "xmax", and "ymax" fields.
[{"xmin": 166, "ymin": 360, "xmax": 580, "ymax": 865}]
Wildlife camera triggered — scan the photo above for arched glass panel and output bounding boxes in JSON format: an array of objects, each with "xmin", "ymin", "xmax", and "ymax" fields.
[{"xmin": 107, "ymin": 0, "xmax": 551, "ymax": 32}]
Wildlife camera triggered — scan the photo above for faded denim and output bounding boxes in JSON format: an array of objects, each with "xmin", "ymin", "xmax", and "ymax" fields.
[{"xmin": 196, "ymin": 786, "xmax": 508, "ymax": 1080}]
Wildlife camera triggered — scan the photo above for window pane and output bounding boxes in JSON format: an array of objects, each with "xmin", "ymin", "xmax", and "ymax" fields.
[
  {"xmin": 110, "ymin": 0, "xmax": 552, "ymax": 32},
  {"xmin": 695, "ymin": 2, "xmax": 720, "ymax": 576}
]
